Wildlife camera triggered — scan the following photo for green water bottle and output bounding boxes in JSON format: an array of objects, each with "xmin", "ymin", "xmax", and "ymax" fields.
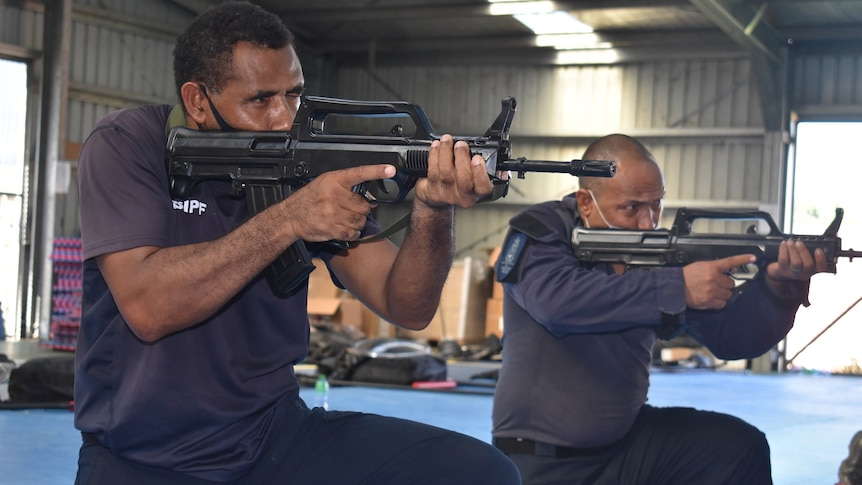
[{"xmin": 314, "ymin": 374, "xmax": 330, "ymax": 410}]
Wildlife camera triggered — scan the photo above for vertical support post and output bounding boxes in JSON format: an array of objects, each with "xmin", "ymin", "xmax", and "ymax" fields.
[{"xmin": 24, "ymin": 0, "xmax": 71, "ymax": 340}]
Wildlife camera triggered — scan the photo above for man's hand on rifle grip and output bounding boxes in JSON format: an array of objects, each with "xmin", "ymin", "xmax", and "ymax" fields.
[
  {"xmin": 683, "ymin": 254, "xmax": 756, "ymax": 310},
  {"xmin": 414, "ymin": 134, "xmax": 493, "ymax": 209},
  {"xmin": 283, "ymin": 164, "xmax": 395, "ymax": 243}
]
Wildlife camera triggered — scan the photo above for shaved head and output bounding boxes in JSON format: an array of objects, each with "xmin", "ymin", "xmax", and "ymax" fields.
[
  {"xmin": 575, "ymin": 134, "xmax": 665, "ymax": 230},
  {"xmin": 579, "ymin": 134, "xmax": 659, "ymax": 194}
]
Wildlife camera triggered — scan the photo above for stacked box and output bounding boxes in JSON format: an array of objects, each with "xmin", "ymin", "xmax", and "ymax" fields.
[
  {"xmin": 48, "ymin": 237, "xmax": 83, "ymax": 351},
  {"xmin": 306, "ymin": 259, "xmax": 386, "ymax": 338},
  {"xmin": 397, "ymin": 257, "xmax": 492, "ymax": 344},
  {"xmin": 485, "ymin": 247, "xmax": 504, "ymax": 338}
]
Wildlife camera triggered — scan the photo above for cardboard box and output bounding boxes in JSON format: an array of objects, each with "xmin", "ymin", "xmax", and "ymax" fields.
[
  {"xmin": 486, "ymin": 246, "xmax": 505, "ymax": 335},
  {"xmin": 308, "ymin": 294, "xmax": 386, "ymax": 336},
  {"xmin": 491, "ymin": 281, "xmax": 504, "ymax": 299},
  {"xmin": 487, "ymin": 246, "xmax": 505, "ymax": 299},
  {"xmin": 307, "ymin": 259, "xmax": 344, "ymax": 325},
  {"xmin": 397, "ymin": 257, "xmax": 492, "ymax": 344},
  {"xmin": 485, "ymin": 297, "xmax": 503, "ymax": 337},
  {"xmin": 364, "ymin": 306, "xmax": 395, "ymax": 338},
  {"xmin": 306, "ymin": 259, "xmax": 385, "ymax": 337},
  {"xmin": 488, "ymin": 246, "xmax": 502, "ymax": 267},
  {"xmin": 337, "ymin": 298, "xmax": 363, "ymax": 328},
  {"xmin": 307, "ymin": 298, "xmax": 341, "ymax": 317},
  {"xmin": 307, "ymin": 259, "xmax": 342, "ymax": 300},
  {"xmin": 660, "ymin": 347, "xmax": 695, "ymax": 362}
]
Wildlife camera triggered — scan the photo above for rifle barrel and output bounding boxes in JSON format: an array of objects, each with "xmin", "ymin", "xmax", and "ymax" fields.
[
  {"xmin": 499, "ymin": 158, "xmax": 616, "ymax": 178},
  {"xmin": 838, "ymin": 248, "xmax": 862, "ymax": 261}
]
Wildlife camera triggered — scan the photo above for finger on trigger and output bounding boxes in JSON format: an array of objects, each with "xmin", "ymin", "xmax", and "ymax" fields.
[
  {"xmin": 352, "ymin": 164, "xmax": 395, "ymax": 185},
  {"xmin": 723, "ymin": 254, "xmax": 756, "ymax": 270}
]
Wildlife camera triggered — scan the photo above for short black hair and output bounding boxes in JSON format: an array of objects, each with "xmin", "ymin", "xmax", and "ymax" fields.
[{"xmin": 172, "ymin": 1, "xmax": 295, "ymax": 104}]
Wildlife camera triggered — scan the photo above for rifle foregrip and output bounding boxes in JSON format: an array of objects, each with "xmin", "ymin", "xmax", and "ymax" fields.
[{"xmin": 245, "ymin": 184, "xmax": 316, "ymax": 296}]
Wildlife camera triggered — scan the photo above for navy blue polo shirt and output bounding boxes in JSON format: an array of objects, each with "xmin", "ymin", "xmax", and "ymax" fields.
[{"xmin": 74, "ymin": 104, "xmax": 371, "ymax": 480}]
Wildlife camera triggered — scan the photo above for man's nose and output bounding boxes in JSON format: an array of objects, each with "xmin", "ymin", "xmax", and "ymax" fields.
[
  {"xmin": 636, "ymin": 210, "xmax": 657, "ymax": 230},
  {"xmin": 270, "ymin": 97, "xmax": 299, "ymax": 131}
]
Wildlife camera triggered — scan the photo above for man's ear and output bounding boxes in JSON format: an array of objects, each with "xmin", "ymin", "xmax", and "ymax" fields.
[
  {"xmin": 574, "ymin": 188, "xmax": 593, "ymax": 218},
  {"xmin": 180, "ymin": 82, "xmax": 207, "ymax": 126}
]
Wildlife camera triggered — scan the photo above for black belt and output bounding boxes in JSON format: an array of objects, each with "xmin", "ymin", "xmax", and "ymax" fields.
[{"xmin": 493, "ymin": 437, "xmax": 616, "ymax": 458}]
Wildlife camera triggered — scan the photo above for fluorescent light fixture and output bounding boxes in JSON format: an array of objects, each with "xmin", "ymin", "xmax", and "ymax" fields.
[
  {"xmin": 489, "ymin": 0, "xmax": 603, "ymax": 50},
  {"xmin": 489, "ymin": 1, "xmax": 554, "ymax": 16},
  {"xmin": 555, "ymin": 49, "xmax": 620, "ymax": 65},
  {"xmin": 515, "ymin": 11, "xmax": 593, "ymax": 34},
  {"xmin": 536, "ymin": 33, "xmax": 609, "ymax": 49}
]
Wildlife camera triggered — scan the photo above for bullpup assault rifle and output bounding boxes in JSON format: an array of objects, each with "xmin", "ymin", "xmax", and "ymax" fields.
[
  {"xmin": 167, "ymin": 96, "xmax": 616, "ymax": 295},
  {"xmin": 572, "ymin": 207, "xmax": 862, "ymax": 275}
]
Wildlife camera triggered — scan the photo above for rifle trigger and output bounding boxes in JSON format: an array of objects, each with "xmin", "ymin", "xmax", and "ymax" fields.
[{"xmin": 229, "ymin": 179, "xmax": 246, "ymax": 199}]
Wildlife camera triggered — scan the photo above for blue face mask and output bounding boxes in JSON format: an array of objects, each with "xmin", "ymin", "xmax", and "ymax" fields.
[{"xmin": 198, "ymin": 84, "xmax": 236, "ymax": 132}]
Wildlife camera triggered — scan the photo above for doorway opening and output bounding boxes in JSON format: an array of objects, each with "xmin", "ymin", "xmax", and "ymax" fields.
[
  {"xmin": 0, "ymin": 58, "xmax": 28, "ymax": 340},
  {"xmin": 784, "ymin": 121, "xmax": 862, "ymax": 374}
]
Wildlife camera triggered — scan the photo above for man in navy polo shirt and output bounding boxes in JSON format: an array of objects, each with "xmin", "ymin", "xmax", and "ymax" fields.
[
  {"xmin": 74, "ymin": 2, "xmax": 520, "ymax": 483},
  {"xmin": 492, "ymin": 134, "xmax": 827, "ymax": 484}
]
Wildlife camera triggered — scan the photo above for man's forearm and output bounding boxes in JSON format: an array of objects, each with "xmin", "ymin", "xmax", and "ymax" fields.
[
  {"xmin": 384, "ymin": 202, "xmax": 455, "ymax": 330},
  {"xmin": 102, "ymin": 202, "xmax": 299, "ymax": 341}
]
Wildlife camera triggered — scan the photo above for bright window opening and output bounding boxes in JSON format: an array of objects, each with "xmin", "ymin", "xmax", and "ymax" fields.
[
  {"xmin": 785, "ymin": 121, "xmax": 862, "ymax": 374},
  {"xmin": 0, "ymin": 58, "xmax": 27, "ymax": 340}
]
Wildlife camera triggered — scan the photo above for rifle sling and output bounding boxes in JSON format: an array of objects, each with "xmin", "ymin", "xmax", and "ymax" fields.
[
  {"xmin": 357, "ymin": 214, "xmax": 410, "ymax": 244},
  {"xmin": 355, "ymin": 178, "xmax": 509, "ymax": 245}
]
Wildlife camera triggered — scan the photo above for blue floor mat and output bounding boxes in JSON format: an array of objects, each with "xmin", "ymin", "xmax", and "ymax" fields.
[{"xmin": 1, "ymin": 371, "xmax": 860, "ymax": 485}]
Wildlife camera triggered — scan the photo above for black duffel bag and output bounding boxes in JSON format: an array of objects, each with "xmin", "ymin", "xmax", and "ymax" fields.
[
  {"xmin": 331, "ymin": 338, "xmax": 446, "ymax": 385},
  {"xmin": 7, "ymin": 354, "xmax": 75, "ymax": 404}
]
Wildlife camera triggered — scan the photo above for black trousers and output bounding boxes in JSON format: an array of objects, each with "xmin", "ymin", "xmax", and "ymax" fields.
[
  {"xmin": 501, "ymin": 404, "xmax": 772, "ymax": 485},
  {"xmin": 74, "ymin": 395, "xmax": 521, "ymax": 485}
]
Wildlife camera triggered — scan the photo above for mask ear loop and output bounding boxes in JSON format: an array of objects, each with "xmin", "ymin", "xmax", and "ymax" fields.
[
  {"xmin": 587, "ymin": 190, "xmax": 623, "ymax": 230},
  {"xmin": 198, "ymin": 84, "xmax": 236, "ymax": 132}
]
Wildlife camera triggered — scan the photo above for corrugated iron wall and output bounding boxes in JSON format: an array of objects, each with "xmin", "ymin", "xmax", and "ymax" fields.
[
  {"xmin": 793, "ymin": 54, "xmax": 862, "ymax": 117},
  {"xmin": 0, "ymin": 3, "xmax": 43, "ymax": 50},
  {"xmin": 1, "ymin": 0, "xmax": 191, "ymax": 237},
  {"xmin": 336, "ymin": 60, "xmax": 773, "ymax": 255}
]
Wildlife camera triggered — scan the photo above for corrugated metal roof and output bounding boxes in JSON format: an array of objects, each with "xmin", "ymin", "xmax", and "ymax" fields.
[{"xmin": 169, "ymin": 0, "xmax": 862, "ymax": 66}]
